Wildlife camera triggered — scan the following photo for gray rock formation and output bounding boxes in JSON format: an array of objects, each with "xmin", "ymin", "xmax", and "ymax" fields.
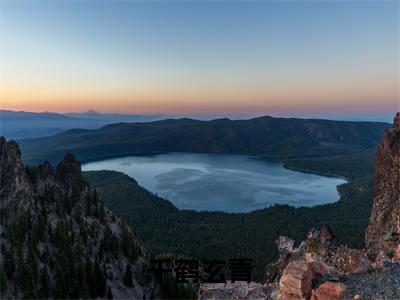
[
  {"xmin": 365, "ymin": 112, "xmax": 400, "ymax": 253},
  {"xmin": 0, "ymin": 137, "xmax": 158, "ymax": 299}
]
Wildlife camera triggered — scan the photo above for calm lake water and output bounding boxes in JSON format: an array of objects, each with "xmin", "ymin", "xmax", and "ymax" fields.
[{"xmin": 82, "ymin": 153, "xmax": 346, "ymax": 213}]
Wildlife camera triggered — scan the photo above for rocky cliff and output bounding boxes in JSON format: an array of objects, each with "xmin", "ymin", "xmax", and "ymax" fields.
[
  {"xmin": 0, "ymin": 137, "xmax": 158, "ymax": 298},
  {"xmin": 365, "ymin": 112, "xmax": 400, "ymax": 252}
]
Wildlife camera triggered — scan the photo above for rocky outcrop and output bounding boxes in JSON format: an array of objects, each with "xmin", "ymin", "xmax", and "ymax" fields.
[
  {"xmin": 366, "ymin": 112, "xmax": 400, "ymax": 253},
  {"xmin": 348, "ymin": 252, "xmax": 371, "ymax": 274},
  {"xmin": 0, "ymin": 137, "xmax": 158, "ymax": 299},
  {"xmin": 197, "ymin": 281, "xmax": 273, "ymax": 300},
  {"xmin": 265, "ymin": 236, "xmax": 307, "ymax": 283},
  {"xmin": 278, "ymin": 260, "xmax": 314, "ymax": 300},
  {"xmin": 0, "ymin": 137, "xmax": 34, "ymax": 222},
  {"xmin": 310, "ymin": 282, "xmax": 347, "ymax": 300}
]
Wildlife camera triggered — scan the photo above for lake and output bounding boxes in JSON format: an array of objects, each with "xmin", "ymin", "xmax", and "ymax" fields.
[{"xmin": 82, "ymin": 153, "xmax": 346, "ymax": 213}]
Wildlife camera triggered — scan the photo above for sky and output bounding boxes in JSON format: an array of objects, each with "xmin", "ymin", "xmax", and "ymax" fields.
[{"xmin": 0, "ymin": 0, "xmax": 399, "ymax": 119}]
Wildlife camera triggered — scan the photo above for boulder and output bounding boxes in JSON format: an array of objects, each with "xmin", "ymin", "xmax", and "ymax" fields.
[
  {"xmin": 348, "ymin": 252, "xmax": 371, "ymax": 273},
  {"xmin": 278, "ymin": 260, "xmax": 314, "ymax": 300},
  {"xmin": 306, "ymin": 252, "xmax": 338, "ymax": 276},
  {"xmin": 277, "ymin": 236, "xmax": 295, "ymax": 253},
  {"xmin": 372, "ymin": 250, "xmax": 391, "ymax": 272},
  {"xmin": 197, "ymin": 282, "xmax": 270, "ymax": 300},
  {"xmin": 307, "ymin": 226, "xmax": 338, "ymax": 255},
  {"xmin": 197, "ymin": 283, "xmax": 227, "ymax": 300},
  {"xmin": 392, "ymin": 244, "xmax": 400, "ymax": 262},
  {"xmin": 311, "ymin": 282, "xmax": 347, "ymax": 300},
  {"xmin": 265, "ymin": 237, "xmax": 307, "ymax": 283},
  {"xmin": 319, "ymin": 226, "xmax": 338, "ymax": 252}
]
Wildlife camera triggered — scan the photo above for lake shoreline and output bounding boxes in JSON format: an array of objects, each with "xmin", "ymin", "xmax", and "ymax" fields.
[
  {"xmin": 82, "ymin": 152, "xmax": 346, "ymax": 213},
  {"xmin": 77, "ymin": 150, "xmax": 349, "ymax": 182}
]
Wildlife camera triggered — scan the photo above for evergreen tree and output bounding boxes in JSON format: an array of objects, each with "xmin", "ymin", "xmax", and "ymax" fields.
[
  {"xmin": 107, "ymin": 286, "xmax": 113, "ymax": 299},
  {"xmin": 99, "ymin": 202, "xmax": 106, "ymax": 223},
  {"xmin": 54, "ymin": 263, "xmax": 67, "ymax": 298},
  {"xmin": 0, "ymin": 267, "xmax": 7, "ymax": 294},
  {"xmin": 123, "ymin": 264, "xmax": 133, "ymax": 287},
  {"xmin": 94, "ymin": 260, "xmax": 106, "ymax": 297},
  {"xmin": 38, "ymin": 267, "xmax": 50, "ymax": 298},
  {"xmin": 3, "ymin": 246, "xmax": 15, "ymax": 279},
  {"xmin": 85, "ymin": 192, "xmax": 92, "ymax": 216}
]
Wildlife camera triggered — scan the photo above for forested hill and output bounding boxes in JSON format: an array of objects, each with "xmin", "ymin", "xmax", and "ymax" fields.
[
  {"xmin": 19, "ymin": 116, "xmax": 389, "ymax": 164},
  {"xmin": 0, "ymin": 137, "xmax": 158, "ymax": 299}
]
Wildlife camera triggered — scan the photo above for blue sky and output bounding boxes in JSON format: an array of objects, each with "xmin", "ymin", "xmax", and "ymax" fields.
[{"xmin": 0, "ymin": 0, "xmax": 398, "ymax": 119}]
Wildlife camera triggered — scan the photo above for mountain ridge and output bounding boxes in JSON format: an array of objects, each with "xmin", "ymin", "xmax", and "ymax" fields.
[{"xmin": 18, "ymin": 115, "xmax": 390, "ymax": 164}]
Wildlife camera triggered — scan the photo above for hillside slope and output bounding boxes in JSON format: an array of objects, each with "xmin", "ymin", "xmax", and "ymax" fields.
[
  {"xmin": 0, "ymin": 137, "xmax": 157, "ymax": 299},
  {"xmin": 19, "ymin": 116, "xmax": 389, "ymax": 164}
]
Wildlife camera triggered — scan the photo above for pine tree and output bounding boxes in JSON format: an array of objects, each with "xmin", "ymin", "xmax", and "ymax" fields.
[
  {"xmin": 121, "ymin": 226, "xmax": 132, "ymax": 257},
  {"xmin": 99, "ymin": 202, "xmax": 106, "ymax": 223},
  {"xmin": 3, "ymin": 246, "xmax": 15, "ymax": 279},
  {"xmin": 0, "ymin": 267, "xmax": 7, "ymax": 294},
  {"xmin": 123, "ymin": 264, "xmax": 133, "ymax": 287},
  {"xmin": 94, "ymin": 260, "xmax": 106, "ymax": 297},
  {"xmin": 38, "ymin": 267, "xmax": 50, "ymax": 298},
  {"xmin": 54, "ymin": 263, "xmax": 67, "ymax": 298},
  {"xmin": 85, "ymin": 192, "xmax": 92, "ymax": 216},
  {"xmin": 93, "ymin": 189, "xmax": 99, "ymax": 204},
  {"xmin": 107, "ymin": 286, "xmax": 113, "ymax": 299}
]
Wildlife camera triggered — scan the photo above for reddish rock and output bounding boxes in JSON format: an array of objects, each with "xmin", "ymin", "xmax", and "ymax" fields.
[
  {"xmin": 311, "ymin": 282, "xmax": 347, "ymax": 300},
  {"xmin": 392, "ymin": 244, "xmax": 400, "ymax": 262},
  {"xmin": 306, "ymin": 252, "xmax": 338, "ymax": 276},
  {"xmin": 279, "ymin": 260, "xmax": 314, "ymax": 300},
  {"xmin": 372, "ymin": 250, "xmax": 391, "ymax": 272},
  {"xmin": 348, "ymin": 252, "xmax": 371, "ymax": 273}
]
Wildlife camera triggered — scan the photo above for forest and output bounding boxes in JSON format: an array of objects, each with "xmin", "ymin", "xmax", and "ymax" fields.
[{"xmin": 84, "ymin": 148, "xmax": 375, "ymax": 282}]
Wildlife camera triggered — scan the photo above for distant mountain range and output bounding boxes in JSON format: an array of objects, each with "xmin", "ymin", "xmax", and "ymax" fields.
[
  {"xmin": 64, "ymin": 109, "xmax": 165, "ymax": 122},
  {"xmin": 19, "ymin": 115, "xmax": 390, "ymax": 164},
  {"xmin": 0, "ymin": 109, "xmax": 165, "ymax": 139}
]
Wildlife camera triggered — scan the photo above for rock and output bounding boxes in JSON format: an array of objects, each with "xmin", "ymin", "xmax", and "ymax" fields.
[
  {"xmin": 392, "ymin": 244, "xmax": 400, "ymax": 262},
  {"xmin": 279, "ymin": 260, "xmax": 314, "ymax": 300},
  {"xmin": 366, "ymin": 113, "xmax": 400, "ymax": 252},
  {"xmin": 247, "ymin": 282, "xmax": 269, "ymax": 299},
  {"xmin": 225, "ymin": 281, "xmax": 249, "ymax": 298},
  {"xmin": 372, "ymin": 250, "xmax": 391, "ymax": 272},
  {"xmin": 197, "ymin": 281, "xmax": 269, "ymax": 300},
  {"xmin": 0, "ymin": 137, "xmax": 158, "ymax": 298},
  {"xmin": 348, "ymin": 252, "xmax": 371, "ymax": 273},
  {"xmin": 265, "ymin": 237, "xmax": 307, "ymax": 283},
  {"xmin": 55, "ymin": 153, "xmax": 86, "ymax": 196},
  {"xmin": 197, "ymin": 283, "xmax": 227, "ymax": 300},
  {"xmin": 306, "ymin": 252, "xmax": 338, "ymax": 276},
  {"xmin": 320, "ymin": 226, "xmax": 338, "ymax": 252},
  {"xmin": 265, "ymin": 283, "xmax": 280, "ymax": 300},
  {"xmin": 311, "ymin": 282, "xmax": 347, "ymax": 300},
  {"xmin": 277, "ymin": 236, "xmax": 295, "ymax": 254},
  {"xmin": 0, "ymin": 137, "xmax": 34, "ymax": 223},
  {"xmin": 307, "ymin": 226, "xmax": 338, "ymax": 255}
]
